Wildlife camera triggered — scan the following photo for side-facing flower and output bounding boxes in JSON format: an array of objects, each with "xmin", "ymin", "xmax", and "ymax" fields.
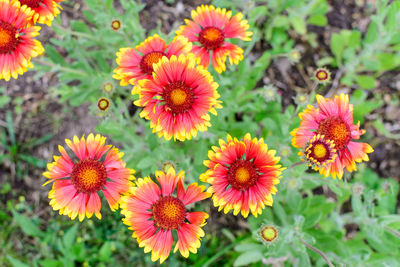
[
  {"xmin": 18, "ymin": 0, "xmax": 64, "ymax": 25},
  {"xmin": 132, "ymin": 54, "xmax": 222, "ymax": 141},
  {"xmin": 291, "ymin": 94, "xmax": 373, "ymax": 179},
  {"xmin": 43, "ymin": 134, "xmax": 135, "ymax": 221},
  {"xmin": 176, "ymin": 4, "xmax": 252, "ymax": 73},
  {"xmin": 113, "ymin": 34, "xmax": 192, "ymax": 86},
  {"xmin": 200, "ymin": 133, "xmax": 285, "ymax": 218},
  {"xmin": 120, "ymin": 167, "xmax": 210, "ymax": 263},
  {"xmin": 0, "ymin": 0, "xmax": 44, "ymax": 81}
]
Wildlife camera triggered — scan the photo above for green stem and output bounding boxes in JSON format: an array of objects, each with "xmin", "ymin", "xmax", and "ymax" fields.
[
  {"xmin": 384, "ymin": 226, "xmax": 400, "ymax": 239},
  {"xmin": 54, "ymin": 24, "xmax": 97, "ymax": 41},
  {"xmin": 202, "ymin": 237, "xmax": 247, "ymax": 267},
  {"xmin": 34, "ymin": 59, "xmax": 88, "ymax": 76},
  {"xmin": 300, "ymin": 238, "xmax": 335, "ymax": 267}
]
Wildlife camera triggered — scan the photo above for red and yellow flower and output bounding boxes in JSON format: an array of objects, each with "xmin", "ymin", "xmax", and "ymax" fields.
[
  {"xmin": 0, "ymin": 0, "xmax": 44, "ymax": 81},
  {"xmin": 17, "ymin": 0, "xmax": 64, "ymax": 26},
  {"xmin": 43, "ymin": 134, "xmax": 135, "ymax": 221},
  {"xmin": 200, "ymin": 133, "xmax": 285, "ymax": 218},
  {"xmin": 113, "ymin": 34, "xmax": 192, "ymax": 86},
  {"xmin": 291, "ymin": 94, "xmax": 373, "ymax": 179},
  {"xmin": 176, "ymin": 5, "xmax": 252, "ymax": 73},
  {"xmin": 120, "ymin": 167, "xmax": 210, "ymax": 263},
  {"xmin": 299, "ymin": 134, "xmax": 337, "ymax": 175},
  {"xmin": 132, "ymin": 54, "xmax": 222, "ymax": 141}
]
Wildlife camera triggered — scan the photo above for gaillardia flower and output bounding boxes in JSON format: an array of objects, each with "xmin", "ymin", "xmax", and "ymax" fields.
[
  {"xmin": 97, "ymin": 97, "xmax": 111, "ymax": 112},
  {"xmin": 111, "ymin": 19, "xmax": 121, "ymax": 31},
  {"xmin": 113, "ymin": 34, "xmax": 192, "ymax": 86},
  {"xmin": 120, "ymin": 167, "xmax": 210, "ymax": 263},
  {"xmin": 312, "ymin": 67, "xmax": 331, "ymax": 84},
  {"xmin": 0, "ymin": 0, "xmax": 44, "ymax": 81},
  {"xmin": 43, "ymin": 134, "xmax": 135, "ymax": 221},
  {"xmin": 258, "ymin": 225, "xmax": 278, "ymax": 245},
  {"xmin": 18, "ymin": 0, "xmax": 64, "ymax": 25},
  {"xmin": 299, "ymin": 134, "xmax": 337, "ymax": 174},
  {"xmin": 291, "ymin": 94, "xmax": 373, "ymax": 179},
  {"xmin": 176, "ymin": 4, "xmax": 252, "ymax": 73},
  {"xmin": 132, "ymin": 54, "xmax": 222, "ymax": 141},
  {"xmin": 200, "ymin": 133, "xmax": 285, "ymax": 218}
]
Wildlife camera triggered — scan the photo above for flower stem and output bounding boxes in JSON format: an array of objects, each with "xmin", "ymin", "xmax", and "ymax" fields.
[
  {"xmin": 54, "ymin": 24, "xmax": 97, "ymax": 41},
  {"xmin": 289, "ymin": 161, "xmax": 305, "ymax": 170},
  {"xmin": 34, "ymin": 59, "xmax": 88, "ymax": 76},
  {"xmin": 384, "ymin": 226, "xmax": 400, "ymax": 239},
  {"xmin": 300, "ymin": 238, "xmax": 335, "ymax": 267}
]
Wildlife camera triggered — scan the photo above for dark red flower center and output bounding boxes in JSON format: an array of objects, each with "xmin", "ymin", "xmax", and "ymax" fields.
[
  {"xmin": 162, "ymin": 81, "xmax": 194, "ymax": 114},
  {"xmin": 152, "ymin": 196, "xmax": 186, "ymax": 230},
  {"xmin": 198, "ymin": 26, "xmax": 225, "ymax": 50},
  {"xmin": 19, "ymin": 0, "xmax": 42, "ymax": 8},
  {"xmin": 97, "ymin": 97, "xmax": 110, "ymax": 111},
  {"xmin": 318, "ymin": 116, "xmax": 351, "ymax": 150},
  {"xmin": 140, "ymin": 51, "xmax": 165, "ymax": 75},
  {"xmin": 227, "ymin": 159, "xmax": 259, "ymax": 191},
  {"xmin": 315, "ymin": 69, "xmax": 329, "ymax": 81},
  {"xmin": 306, "ymin": 140, "xmax": 332, "ymax": 163},
  {"xmin": 71, "ymin": 159, "xmax": 107, "ymax": 194},
  {"xmin": 0, "ymin": 21, "xmax": 18, "ymax": 54}
]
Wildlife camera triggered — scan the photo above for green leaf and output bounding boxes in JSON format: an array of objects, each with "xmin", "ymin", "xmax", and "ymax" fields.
[
  {"xmin": 355, "ymin": 75, "xmax": 376, "ymax": 89},
  {"xmin": 39, "ymin": 259, "xmax": 63, "ymax": 267},
  {"xmin": 99, "ymin": 242, "xmax": 112, "ymax": 262},
  {"xmin": 233, "ymin": 250, "xmax": 263, "ymax": 266},
  {"xmin": 11, "ymin": 210, "xmax": 43, "ymax": 238},
  {"xmin": 7, "ymin": 256, "xmax": 30, "ymax": 267},
  {"xmin": 307, "ymin": 14, "xmax": 327, "ymax": 26},
  {"xmin": 364, "ymin": 21, "xmax": 379, "ymax": 44},
  {"xmin": 330, "ymin": 33, "xmax": 344, "ymax": 64},
  {"xmin": 290, "ymin": 16, "xmax": 307, "ymax": 34},
  {"xmin": 63, "ymin": 224, "xmax": 79, "ymax": 250}
]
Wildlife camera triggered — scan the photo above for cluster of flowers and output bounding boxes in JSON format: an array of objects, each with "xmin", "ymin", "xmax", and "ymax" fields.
[
  {"xmin": 42, "ymin": 4, "xmax": 373, "ymax": 264},
  {"xmin": 0, "ymin": 0, "xmax": 64, "ymax": 81},
  {"xmin": 113, "ymin": 4, "xmax": 252, "ymax": 141}
]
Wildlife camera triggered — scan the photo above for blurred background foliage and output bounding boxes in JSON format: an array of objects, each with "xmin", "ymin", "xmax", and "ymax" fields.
[{"xmin": 0, "ymin": 0, "xmax": 399, "ymax": 266}]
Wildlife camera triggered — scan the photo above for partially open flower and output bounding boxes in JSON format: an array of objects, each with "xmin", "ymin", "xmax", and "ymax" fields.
[
  {"xmin": 111, "ymin": 19, "xmax": 122, "ymax": 31},
  {"xmin": 312, "ymin": 67, "xmax": 331, "ymax": 84},
  {"xmin": 258, "ymin": 225, "xmax": 279, "ymax": 245},
  {"xmin": 97, "ymin": 97, "xmax": 111, "ymax": 112},
  {"xmin": 288, "ymin": 49, "xmax": 301, "ymax": 64},
  {"xmin": 103, "ymin": 82, "xmax": 114, "ymax": 94},
  {"xmin": 299, "ymin": 134, "xmax": 337, "ymax": 173}
]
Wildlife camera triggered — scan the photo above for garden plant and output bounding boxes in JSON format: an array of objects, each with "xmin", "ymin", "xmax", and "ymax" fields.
[{"xmin": 1, "ymin": 0, "xmax": 400, "ymax": 266}]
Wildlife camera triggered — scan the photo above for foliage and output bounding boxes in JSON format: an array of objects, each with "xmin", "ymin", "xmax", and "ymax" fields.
[{"xmin": 1, "ymin": 0, "xmax": 399, "ymax": 266}]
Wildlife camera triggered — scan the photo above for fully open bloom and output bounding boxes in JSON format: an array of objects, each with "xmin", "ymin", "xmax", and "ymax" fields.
[
  {"xmin": 176, "ymin": 4, "xmax": 252, "ymax": 73},
  {"xmin": 17, "ymin": 0, "xmax": 63, "ymax": 25},
  {"xmin": 132, "ymin": 54, "xmax": 222, "ymax": 141},
  {"xmin": 43, "ymin": 134, "xmax": 135, "ymax": 221},
  {"xmin": 0, "ymin": 0, "xmax": 44, "ymax": 81},
  {"xmin": 200, "ymin": 133, "xmax": 285, "ymax": 218},
  {"xmin": 113, "ymin": 34, "xmax": 192, "ymax": 86},
  {"xmin": 120, "ymin": 167, "xmax": 210, "ymax": 263},
  {"xmin": 291, "ymin": 94, "xmax": 373, "ymax": 179}
]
